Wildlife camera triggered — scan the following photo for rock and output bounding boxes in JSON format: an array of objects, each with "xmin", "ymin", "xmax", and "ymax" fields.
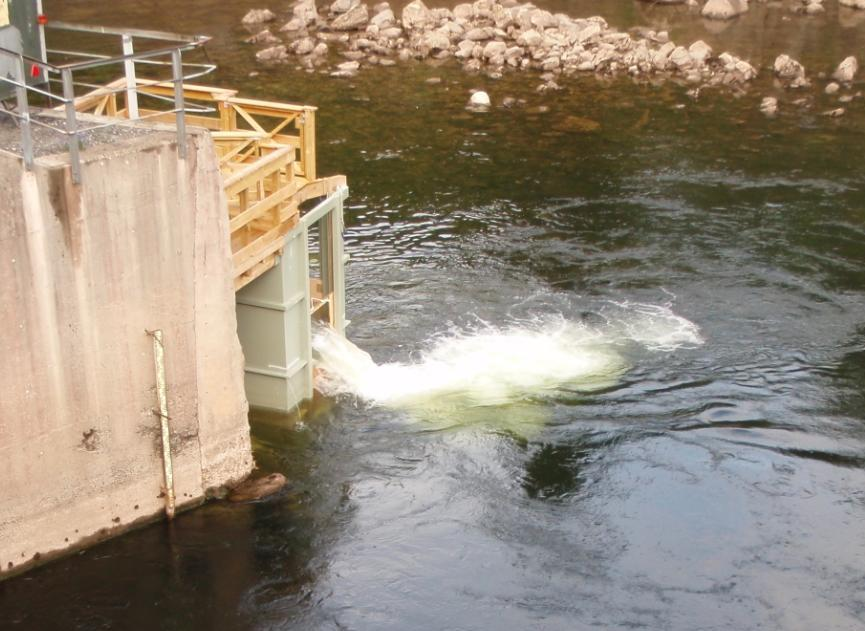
[
  {"xmin": 822, "ymin": 107, "xmax": 845, "ymax": 117},
  {"xmin": 669, "ymin": 46, "xmax": 693, "ymax": 69},
  {"xmin": 688, "ymin": 40, "xmax": 713, "ymax": 64},
  {"xmin": 425, "ymin": 76, "xmax": 442, "ymax": 84},
  {"xmin": 483, "ymin": 40, "xmax": 507, "ymax": 59},
  {"xmin": 701, "ymin": 0, "xmax": 749, "ymax": 19},
  {"xmin": 464, "ymin": 27, "xmax": 495, "ymax": 41},
  {"xmin": 840, "ymin": 0, "xmax": 865, "ymax": 7},
  {"xmin": 825, "ymin": 81, "xmax": 840, "ymax": 94},
  {"xmin": 293, "ymin": 37, "xmax": 316, "ymax": 55},
  {"xmin": 759, "ymin": 96, "xmax": 778, "ymax": 115},
  {"xmin": 293, "ymin": 0, "xmax": 319, "ymax": 26},
  {"xmin": 332, "ymin": 4, "xmax": 369, "ymax": 30},
  {"xmin": 402, "ymin": 0, "xmax": 434, "ymax": 31},
  {"xmin": 280, "ymin": 18, "xmax": 306, "ymax": 32},
  {"xmin": 338, "ymin": 60, "xmax": 360, "ymax": 71},
  {"xmin": 454, "ymin": 3, "xmax": 473, "ymax": 20},
  {"xmin": 529, "ymin": 9, "xmax": 558, "ymax": 29},
  {"xmin": 380, "ymin": 26, "xmax": 403, "ymax": 39},
  {"xmin": 469, "ymin": 90, "xmax": 491, "ymax": 107},
  {"xmin": 516, "ymin": 29, "xmax": 543, "ymax": 48},
  {"xmin": 773, "ymin": 54, "xmax": 805, "ymax": 79},
  {"xmin": 577, "ymin": 22, "xmax": 602, "ymax": 43},
  {"xmin": 330, "ymin": 0, "xmax": 359, "ymax": 14},
  {"xmin": 420, "ymin": 29, "xmax": 451, "ymax": 52},
  {"xmin": 502, "ymin": 96, "xmax": 517, "ymax": 107},
  {"xmin": 256, "ymin": 45, "xmax": 288, "ymax": 62},
  {"xmin": 455, "ymin": 39, "xmax": 475, "ymax": 59},
  {"xmin": 833, "ymin": 56, "xmax": 858, "ymax": 82},
  {"xmin": 379, "ymin": 58, "xmax": 397, "ymax": 66},
  {"xmin": 242, "ymin": 8, "xmax": 276, "ymax": 24},
  {"xmin": 371, "ymin": 8, "xmax": 396, "ymax": 27},
  {"xmin": 653, "ymin": 41, "xmax": 676, "ymax": 70},
  {"xmin": 245, "ymin": 29, "xmax": 280, "ymax": 45},
  {"xmin": 802, "ymin": 1, "xmax": 825, "ymax": 14},
  {"xmin": 228, "ymin": 473, "xmax": 288, "ymax": 502},
  {"xmin": 313, "ymin": 42, "xmax": 329, "ymax": 56}
]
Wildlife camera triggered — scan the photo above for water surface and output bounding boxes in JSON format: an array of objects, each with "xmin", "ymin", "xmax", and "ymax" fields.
[{"xmin": 2, "ymin": 1, "xmax": 865, "ymax": 629}]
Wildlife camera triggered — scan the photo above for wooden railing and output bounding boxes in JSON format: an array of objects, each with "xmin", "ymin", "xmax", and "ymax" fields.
[{"xmin": 66, "ymin": 80, "xmax": 345, "ymax": 290}]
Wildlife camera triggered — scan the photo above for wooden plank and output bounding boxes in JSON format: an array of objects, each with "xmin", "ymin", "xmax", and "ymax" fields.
[
  {"xmin": 223, "ymin": 147, "xmax": 292, "ymax": 197},
  {"xmin": 229, "ymin": 179, "xmax": 299, "ymax": 233},
  {"xmin": 226, "ymin": 96, "xmax": 316, "ymax": 116},
  {"xmin": 300, "ymin": 108, "xmax": 316, "ymax": 181},
  {"xmin": 232, "ymin": 221, "xmax": 294, "ymax": 277},
  {"xmin": 135, "ymin": 81, "xmax": 238, "ymax": 101}
]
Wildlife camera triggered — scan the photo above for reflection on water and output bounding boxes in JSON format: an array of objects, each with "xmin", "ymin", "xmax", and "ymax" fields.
[{"xmin": 3, "ymin": 1, "xmax": 865, "ymax": 630}]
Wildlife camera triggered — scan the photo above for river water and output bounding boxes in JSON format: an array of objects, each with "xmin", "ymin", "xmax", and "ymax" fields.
[{"xmin": 3, "ymin": 1, "xmax": 865, "ymax": 629}]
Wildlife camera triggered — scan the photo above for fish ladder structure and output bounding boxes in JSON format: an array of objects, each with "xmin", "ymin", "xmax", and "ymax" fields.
[{"xmin": 0, "ymin": 1, "xmax": 347, "ymax": 578}]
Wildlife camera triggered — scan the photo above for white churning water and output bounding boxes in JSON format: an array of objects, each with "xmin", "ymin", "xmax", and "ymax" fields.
[{"xmin": 312, "ymin": 302, "xmax": 703, "ymax": 409}]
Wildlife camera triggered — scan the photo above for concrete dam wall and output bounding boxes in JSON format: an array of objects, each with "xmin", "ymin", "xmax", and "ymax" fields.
[{"xmin": 0, "ymin": 127, "xmax": 253, "ymax": 577}]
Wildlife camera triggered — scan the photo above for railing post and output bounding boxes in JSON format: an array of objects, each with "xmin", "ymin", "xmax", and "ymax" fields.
[
  {"xmin": 171, "ymin": 48, "xmax": 186, "ymax": 160},
  {"xmin": 60, "ymin": 68, "xmax": 82, "ymax": 185},
  {"xmin": 14, "ymin": 56, "xmax": 34, "ymax": 170},
  {"xmin": 301, "ymin": 108, "xmax": 316, "ymax": 181},
  {"xmin": 121, "ymin": 33, "xmax": 139, "ymax": 119}
]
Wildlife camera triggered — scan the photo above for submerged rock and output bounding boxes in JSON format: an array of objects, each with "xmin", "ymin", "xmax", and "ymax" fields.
[
  {"xmin": 227, "ymin": 473, "xmax": 288, "ymax": 502},
  {"xmin": 759, "ymin": 96, "xmax": 778, "ymax": 116},
  {"xmin": 773, "ymin": 54, "xmax": 808, "ymax": 87}
]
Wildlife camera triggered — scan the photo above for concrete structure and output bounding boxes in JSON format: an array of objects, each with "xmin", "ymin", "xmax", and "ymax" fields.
[{"xmin": 0, "ymin": 124, "xmax": 253, "ymax": 578}]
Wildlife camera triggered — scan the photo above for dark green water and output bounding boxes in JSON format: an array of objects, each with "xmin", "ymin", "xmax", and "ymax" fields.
[{"xmin": 2, "ymin": 1, "xmax": 865, "ymax": 629}]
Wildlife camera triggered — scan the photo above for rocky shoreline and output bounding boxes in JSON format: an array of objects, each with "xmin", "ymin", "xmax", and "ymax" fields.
[{"xmin": 240, "ymin": 0, "xmax": 861, "ymax": 113}]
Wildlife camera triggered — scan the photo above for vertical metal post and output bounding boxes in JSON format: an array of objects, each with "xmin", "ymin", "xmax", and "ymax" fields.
[
  {"xmin": 171, "ymin": 49, "xmax": 186, "ymax": 160},
  {"xmin": 14, "ymin": 56, "xmax": 34, "ymax": 170},
  {"xmin": 149, "ymin": 329, "xmax": 176, "ymax": 520},
  {"xmin": 121, "ymin": 34, "xmax": 139, "ymax": 119},
  {"xmin": 60, "ymin": 68, "xmax": 81, "ymax": 184}
]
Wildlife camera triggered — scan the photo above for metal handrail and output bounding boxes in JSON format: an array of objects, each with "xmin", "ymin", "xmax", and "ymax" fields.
[{"xmin": 0, "ymin": 22, "xmax": 214, "ymax": 183}]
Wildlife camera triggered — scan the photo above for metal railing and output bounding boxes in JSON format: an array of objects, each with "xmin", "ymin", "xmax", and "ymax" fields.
[{"xmin": 0, "ymin": 21, "xmax": 214, "ymax": 183}]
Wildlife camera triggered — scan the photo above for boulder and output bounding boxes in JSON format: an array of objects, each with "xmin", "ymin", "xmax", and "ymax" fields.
[
  {"xmin": 688, "ymin": 40, "xmax": 713, "ymax": 64},
  {"xmin": 332, "ymin": 4, "xmax": 369, "ymax": 30},
  {"xmin": 825, "ymin": 81, "xmax": 840, "ymax": 94},
  {"xmin": 245, "ymin": 29, "xmax": 280, "ymax": 45},
  {"xmin": 420, "ymin": 29, "xmax": 451, "ymax": 52},
  {"xmin": 293, "ymin": 0, "xmax": 319, "ymax": 26},
  {"xmin": 228, "ymin": 473, "xmax": 288, "ymax": 502},
  {"xmin": 773, "ymin": 54, "xmax": 805, "ymax": 79},
  {"xmin": 313, "ymin": 42, "xmax": 329, "ymax": 56},
  {"xmin": 669, "ymin": 46, "xmax": 692, "ymax": 69},
  {"xmin": 293, "ymin": 36, "xmax": 316, "ymax": 55},
  {"xmin": 464, "ymin": 27, "xmax": 495, "ymax": 41},
  {"xmin": 280, "ymin": 18, "xmax": 306, "ymax": 32},
  {"xmin": 483, "ymin": 40, "xmax": 507, "ymax": 59},
  {"xmin": 833, "ymin": 56, "xmax": 858, "ymax": 82},
  {"xmin": 839, "ymin": 0, "xmax": 865, "ymax": 7},
  {"xmin": 256, "ymin": 45, "xmax": 288, "ymax": 61},
  {"xmin": 469, "ymin": 90, "xmax": 491, "ymax": 107},
  {"xmin": 402, "ymin": 0, "xmax": 434, "ymax": 31},
  {"xmin": 516, "ymin": 29, "xmax": 543, "ymax": 48},
  {"xmin": 330, "ymin": 0, "xmax": 359, "ymax": 14},
  {"xmin": 454, "ymin": 3, "xmax": 473, "ymax": 20},
  {"xmin": 371, "ymin": 8, "xmax": 396, "ymax": 27},
  {"xmin": 242, "ymin": 8, "xmax": 276, "ymax": 24},
  {"xmin": 701, "ymin": 0, "xmax": 749, "ymax": 20}
]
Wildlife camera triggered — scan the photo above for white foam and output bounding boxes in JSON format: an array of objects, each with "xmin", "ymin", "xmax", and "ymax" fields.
[{"xmin": 313, "ymin": 303, "xmax": 703, "ymax": 409}]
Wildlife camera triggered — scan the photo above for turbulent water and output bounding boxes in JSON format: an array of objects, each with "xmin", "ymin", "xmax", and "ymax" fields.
[
  {"xmin": 3, "ymin": 1, "xmax": 865, "ymax": 630},
  {"xmin": 313, "ymin": 302, "xmax": 702, "ymax": 409}
]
